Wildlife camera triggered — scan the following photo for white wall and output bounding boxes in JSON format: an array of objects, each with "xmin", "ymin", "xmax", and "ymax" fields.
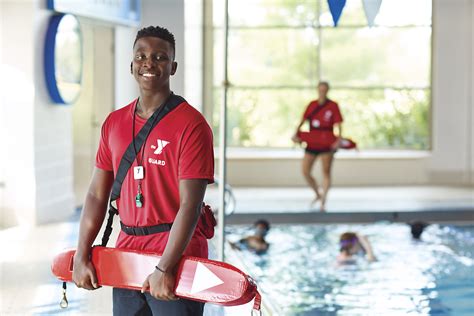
[
  {"xmin": 33, "ymin": 3, "xmax": 75, "ymax": 224},
  {"xmin": 430, "ymin": 0, "xmax": 474, "ymax": 185},
  {"xmin": 114, "ymin": 26, "xmax": 139, "ymax": 109},
  {"xmin": 220, "ymin": 151, "xmax": 430, "ymax": 187},
  {"xmin": 0, "ymin": 2, "xmax": 38, "ymax": 226},
  {"xmin": 184, "ymin": 0, "xmax": 204, "ymax": 111}
]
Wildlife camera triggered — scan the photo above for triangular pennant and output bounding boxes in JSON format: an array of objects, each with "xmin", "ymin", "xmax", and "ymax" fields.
[
  {"xmin": 327, "ymin": 0, "xmax": 347, "ymax": 26},
  {"xmin": 190, "ymin": 262, "xmax": 225, "ymax": 294},
  {"xmin": 362, "ymin": 0, "xmax": 383, "ymax": 27}
]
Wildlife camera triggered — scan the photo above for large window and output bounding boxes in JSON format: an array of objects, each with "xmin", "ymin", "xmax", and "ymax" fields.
[{"xmin": 212, "ymin": 0, "xmax": 432, "ymax": 149}]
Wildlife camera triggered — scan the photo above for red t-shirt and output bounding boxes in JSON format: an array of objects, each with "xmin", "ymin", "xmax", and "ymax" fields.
[
  {"xmin": 95, "ymin": 98, "xmax": 214, "ymax": 258},
  {"xmin": 302, "ymin": 99, "xmax": 343, "ymax": 150}
]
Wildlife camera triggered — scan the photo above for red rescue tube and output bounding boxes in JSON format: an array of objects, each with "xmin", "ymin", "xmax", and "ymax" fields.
[
  {"xmin": 297, "ymin": 131, "xmax": 357, "ymax": 149},
  {"xmin": 52, "ymin": 246, "xmax": 260, "ymax": 310}
]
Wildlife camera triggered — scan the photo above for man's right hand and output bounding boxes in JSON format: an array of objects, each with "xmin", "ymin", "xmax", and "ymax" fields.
[
  {"xmin": 72, "ymin": 255, "xmax": 100, "ymax": 290},
  {"xmin": 292, "ymin": 133, "xmax": 302, "ymax": 144}
]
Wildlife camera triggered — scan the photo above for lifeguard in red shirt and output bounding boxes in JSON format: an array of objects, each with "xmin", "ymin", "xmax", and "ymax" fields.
[
  {"xmin": 292, "ymin": 82, "xmax": 343, "ymax": 212},
  {"xmin": 72, "ymin": 26, "xmax": 213, "ymax": 315}
]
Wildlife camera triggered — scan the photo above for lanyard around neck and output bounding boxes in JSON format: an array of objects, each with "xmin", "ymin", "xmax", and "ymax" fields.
[{"xmin": 132, "ymin": 98, "xmax": 165, "ymax": 167}]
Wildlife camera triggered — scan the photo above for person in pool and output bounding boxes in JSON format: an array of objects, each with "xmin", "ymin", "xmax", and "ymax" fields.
[
  {"xmin": 229, "ymin": 219, "xmax": 270, "ymax": 254},
  {"xmin": 337, "ymin": 232, "xmax": 376, "ymax": 264},
  {"xmin": 409, "ymin": 221, "xmax": 429, "ymax": 240}
]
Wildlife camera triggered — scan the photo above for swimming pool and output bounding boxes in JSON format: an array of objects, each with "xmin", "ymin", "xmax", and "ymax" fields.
[{"xmin": 226, "ymin": 223, "xmax": 474, "ymax": 315}]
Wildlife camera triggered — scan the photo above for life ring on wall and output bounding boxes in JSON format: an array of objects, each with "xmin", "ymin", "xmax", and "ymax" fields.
[{"xmin": 44, "ymin": 13, "xmax": 83, "ymax": 104}]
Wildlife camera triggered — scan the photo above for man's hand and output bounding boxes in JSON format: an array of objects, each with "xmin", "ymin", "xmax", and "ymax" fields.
[
  {"xmin": 73, "ymin": 168, "xmax": 113, "ymax": 291},
  {"xmin": 367, "ymin": 254, "xmax": 378, "ymax": 262},
  {"xmin": 292, "ymin": 133, "xmax": 302, "ymax": 143},
  {"xmin": 72, "ymin": 255, "xmax": 99, "ymax": 290},
  {"xmin": 142, "ymin": 269, "xmax": 178, "ymax": 301}
]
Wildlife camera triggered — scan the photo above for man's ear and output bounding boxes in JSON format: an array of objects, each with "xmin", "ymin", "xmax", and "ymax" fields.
[
  {"xmin": 171, "ymin": 61, "xmax": 178, "ymax": 76},
  {"xmin": 130, "ymin": 62, "xmax": 133, "ymax": 74}
]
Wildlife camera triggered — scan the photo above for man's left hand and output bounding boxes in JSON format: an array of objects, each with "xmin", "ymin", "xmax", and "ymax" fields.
[{"xmin": 141, "ymin": 269, "xmax": 178, "ymax": 300}]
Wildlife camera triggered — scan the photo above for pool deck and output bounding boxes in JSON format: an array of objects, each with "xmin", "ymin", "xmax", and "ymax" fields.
[{"xmin": 205, "ymin": 186, "xmax": 474, "ymax": 224}]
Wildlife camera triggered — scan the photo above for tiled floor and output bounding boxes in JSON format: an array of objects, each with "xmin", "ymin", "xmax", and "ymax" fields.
[{"xmin": 1, "ymin": 186, "xmax": 473, "ymax": 315}]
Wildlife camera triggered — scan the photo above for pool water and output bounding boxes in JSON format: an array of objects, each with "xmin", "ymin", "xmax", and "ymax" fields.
[{"xmin": 226, "ymin": 223, "xmax": 474, "ymax": 315}]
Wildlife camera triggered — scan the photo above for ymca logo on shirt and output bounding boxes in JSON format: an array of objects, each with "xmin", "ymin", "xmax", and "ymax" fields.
[
  {"xmin": 151, "ymin": 139, "xmax": 170, "ymax": 155},
  {"xmin": 324, "ymin": 111, "xmax": 333, "ymax": 121},
  {"xmin": 148, "ymin": 139, "xmax": 169, "ymax": 166}
]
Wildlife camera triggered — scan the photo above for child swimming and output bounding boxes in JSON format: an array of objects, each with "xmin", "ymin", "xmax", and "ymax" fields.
[
  {"xmin": 337, "ymin": 232, "xmax": 377, "ymax": 264},
  {"xmin": 229, "ymin": 219, "xmax": 270, "ymax": 255}
]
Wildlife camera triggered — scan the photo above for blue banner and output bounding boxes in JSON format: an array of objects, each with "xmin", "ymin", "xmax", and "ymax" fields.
[
  {"xmin": 327, "ymin": 0, "xmax": 347, "ymax": 26},
  {"xmin": 362, "ymin": 0, "xmax": 383, "ymax": 27}
]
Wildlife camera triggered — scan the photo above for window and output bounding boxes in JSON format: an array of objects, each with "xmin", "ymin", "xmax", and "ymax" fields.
[{"xmin": 212, "ymin": 0, "xmax": 432, "ymax": 149}]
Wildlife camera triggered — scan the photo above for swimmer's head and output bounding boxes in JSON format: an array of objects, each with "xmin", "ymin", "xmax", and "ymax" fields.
[
  {"xmin": 410, "ymin": 221, "xmax": 428, "ymax": 240},
  {"xmin": 339, "ymin": 232, "xmax": 359, "ymax": 254},
  {"xmin": 254, "ymin": 219, "xmax": 270, "ymax": 237},
  {"xmin": 318, "ymin": 81, "xmax": 330, "ymax": 99}
]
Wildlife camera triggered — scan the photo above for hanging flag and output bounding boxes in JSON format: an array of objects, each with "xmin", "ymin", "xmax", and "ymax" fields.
[
  {"xmin": 362, "ymin": 0, "xmax": 383, "ymax": 27},
  {"xmin": 327, "ymin": 0, "xmax": 347, "ymax": 26}
]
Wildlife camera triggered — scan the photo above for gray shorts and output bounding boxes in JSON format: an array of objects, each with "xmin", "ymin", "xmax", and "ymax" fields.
[{"xmin": 112, "ymin": 288, "xmax": 204, "ymax": 316}]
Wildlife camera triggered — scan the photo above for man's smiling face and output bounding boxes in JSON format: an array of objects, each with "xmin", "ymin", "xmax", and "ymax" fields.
[{"xmin": 132, "ymin": 37, "xmax": 177, "ymax": 91}]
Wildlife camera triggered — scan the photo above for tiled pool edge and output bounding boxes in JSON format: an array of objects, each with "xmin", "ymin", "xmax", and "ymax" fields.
[
  {"xmin": 207, "ymin": 237, "xmax": 281, "ymax": 315},
  {"xmin": 225, "ymin": 247, "xmax": 282, "ymax": 316},
  {"xmin": 226, "ymin": 210, "xmax": 474, "ymax": 225}
]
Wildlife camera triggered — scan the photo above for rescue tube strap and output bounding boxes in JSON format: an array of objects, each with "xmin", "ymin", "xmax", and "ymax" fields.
[
  {"xmin": 307, "ymin": 99, "xmax": 329, "ymax": 121},
  {"xmin": 120, "ymin": 221, "xmax": 172, "ymax": 236},
  {"xmin": 101, "ymin": 93, "xmax": 185, "ymax": 247},
  {"xmin": 253, "ymin": 291, "xmax": 262, "ymax": 311}
]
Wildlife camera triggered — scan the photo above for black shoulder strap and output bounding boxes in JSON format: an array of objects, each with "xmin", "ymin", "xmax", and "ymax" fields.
[
  {"xmin": 100, "ymin": 93, "xmax": 185, "ymax": 247},
  {"xmin": 307, "ymin": 99, "xmax": 329, "ymax": 121}
]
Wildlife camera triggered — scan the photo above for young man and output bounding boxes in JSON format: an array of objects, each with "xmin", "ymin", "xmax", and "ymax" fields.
[
  {"xmin": 72, "ymin": 26, "xmax": 214, "ymax": 316},
  {"xmin": 292, "ymin": 82, "xmax": 343, "ymax": 212}
]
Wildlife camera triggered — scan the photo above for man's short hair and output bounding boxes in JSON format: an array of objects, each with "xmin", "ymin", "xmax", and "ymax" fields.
[
  {"xmin": 254, "ymin": 219, "xmax": 270, "ymax": 231},
  {"xmin": 318, "ymin": 81, "xmax": 330, "ymax": 90},
  {"xmin": 410, "ymin": 221, "xmax": 428, "ymax": 239},
  {"xmin": 133, "ymin": 26, "xmax": 175, "ymax": 56}
]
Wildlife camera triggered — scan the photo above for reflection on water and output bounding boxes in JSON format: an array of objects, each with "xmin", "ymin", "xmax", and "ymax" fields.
[{"xmin": 226, "ymin": 223, "xmax": 474, "ymax": 315}]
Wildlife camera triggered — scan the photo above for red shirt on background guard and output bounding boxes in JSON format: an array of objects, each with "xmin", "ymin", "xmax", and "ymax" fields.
[
  {"xmin": 95, "ymin": 98, "xmax": 214, "ymax": 258},
  {"xmin": 302, "ymin": 99, "xmax": 343, "ymax": 150}
]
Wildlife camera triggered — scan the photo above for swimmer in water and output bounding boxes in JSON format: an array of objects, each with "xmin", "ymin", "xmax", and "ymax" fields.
[
  {"xmin": 229, "ymin": 219, "xmax": 270, "ymax": 254},
  {"xmin": 409, "ymin": 221, "xmax": 429, "ymax": 240},
  {"xmin": 337, "ymin": 232, "xmax": 376, "ymax": 264}
]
